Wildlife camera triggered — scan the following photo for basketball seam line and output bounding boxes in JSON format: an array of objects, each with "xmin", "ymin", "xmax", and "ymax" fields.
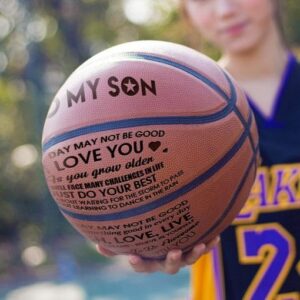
[
  {"xmin": 222, "ymin": 71, "xmax": 255, "ymax": 151},
  {"xmin": 223, "ymin": 75, "xmax": 261, "ymax": 243},
  {"xmin": 234, "ymin": 108, "xmax": 259, "ymax": 172},
  {"xmin": 58, "ymin": 112, "xmax": 253, "ymax": 222},
  {"xmin": 222, "ymin": 71, "xmax": 258, "ymax": 166},
  {"xmin": 43, "ymin": 53, "xmax": 236, "ymax": 152},
  {"xmin": 148, "ymin": 144, "xmax": 259, "ymax": 260},
  {"xmin": 42, "ymin": 110, "xmax": 234, "ymax": 152},
  {"xmin": 133, "ymin": 53, "xmax": 230, "ymax": 101}
]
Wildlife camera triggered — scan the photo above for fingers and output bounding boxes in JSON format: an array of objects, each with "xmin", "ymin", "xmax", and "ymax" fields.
[
  {"xmin": 183, "ymin": 236, "xmax": 220, "ymax": 265},
  {"xmin": 100, "ymin": 236, "xmax": 221, "ymax": 275},
  {"xmin": 128, "ymin": 250, "xmax": 183, "ymax": 275},
  {"xmin": 205, "ymin": 236, "xmax": 220, "ymax": 253},
  {"xmin": 128, "ymin": 255, "xmax": 145, "ymax": 272},
  {"xmin": 129, "ymin": 255, "xmax": 162, "ymax": 273},
  {"xmin": 164, "ymin": 250, "xmax": 183, "ymax": 274},
  {"xmin": 184, "ymin": 243, "xmax": 206, "ymax": 265},
  {"xmin": 96, "ymin": 244, "xmax": 117, "ymax": 257}
]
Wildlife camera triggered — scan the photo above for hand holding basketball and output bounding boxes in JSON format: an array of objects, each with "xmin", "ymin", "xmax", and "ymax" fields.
[
  {"xmin": 42, "ymin": 40, "xmax": 258, "ymax": 259},
  {"xmin": 97, "ymin": 236, "xmax": 220, "ymax": 274}
]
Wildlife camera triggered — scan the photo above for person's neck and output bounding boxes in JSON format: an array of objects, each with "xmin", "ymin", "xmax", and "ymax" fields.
[{"xmin": 219, "ymin": 28, "xmax": 289, "ymax": 81}]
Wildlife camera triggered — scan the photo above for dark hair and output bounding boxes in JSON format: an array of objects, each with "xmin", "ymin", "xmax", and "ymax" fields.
[{"xmin": 274, "ymin": 0, "xmax": 288, "ymax": 45}]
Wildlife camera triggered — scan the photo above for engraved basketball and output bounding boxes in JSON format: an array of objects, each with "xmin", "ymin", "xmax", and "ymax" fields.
[{"xmin": 42, "ymin": 40, "xmax": 259, "ymax": 259}]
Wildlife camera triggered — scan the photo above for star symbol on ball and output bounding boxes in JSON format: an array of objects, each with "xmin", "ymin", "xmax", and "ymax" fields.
[{"xmin": 124, "ymin": 79, "xmax": 137, "ymax": 93}]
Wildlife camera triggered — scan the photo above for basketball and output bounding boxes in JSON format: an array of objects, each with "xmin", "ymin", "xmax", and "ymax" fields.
[{"xmin": 42, "ymin": 40, "xmax": 259, "ymax": 259}]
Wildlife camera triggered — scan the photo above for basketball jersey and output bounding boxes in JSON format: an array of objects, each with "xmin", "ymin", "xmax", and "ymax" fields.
[{"xmin": 191, "ymin": 54, "xmax": 300, "ymax": 300}]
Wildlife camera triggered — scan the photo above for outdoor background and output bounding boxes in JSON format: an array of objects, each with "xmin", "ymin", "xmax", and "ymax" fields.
[{"xmin": 0, "ymin": 0, "xmax": 300, "ymax": 299}]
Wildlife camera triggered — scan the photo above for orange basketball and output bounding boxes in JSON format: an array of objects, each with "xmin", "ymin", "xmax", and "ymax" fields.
[{"xmin": 42, "ymin": 41, "xmax": 259, "ymax": 259}]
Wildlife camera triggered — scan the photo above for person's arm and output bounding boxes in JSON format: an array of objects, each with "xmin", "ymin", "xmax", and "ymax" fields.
[{"xmin": 96, "ymin": 236, "xmax": 220, "ymax": 274}]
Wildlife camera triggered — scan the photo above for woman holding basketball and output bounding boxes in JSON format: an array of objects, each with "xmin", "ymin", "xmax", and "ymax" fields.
[
  {"xmin": 182, "ymin": 1, "xmax": 300, "ymax": 299},
  {"xmin": 98, "ymin": 0, "xmax": 300, "ymax": 299}
]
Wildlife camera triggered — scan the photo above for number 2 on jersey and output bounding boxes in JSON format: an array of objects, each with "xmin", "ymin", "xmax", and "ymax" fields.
[{"xmin": 236, "ymin": 223, "xmax": 296, "ymax": 300}]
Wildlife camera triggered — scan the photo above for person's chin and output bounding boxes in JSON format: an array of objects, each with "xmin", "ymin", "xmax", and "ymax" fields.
[{"xmin": 224, "ymin": 37, "xmax": 258, "ymax": 55}]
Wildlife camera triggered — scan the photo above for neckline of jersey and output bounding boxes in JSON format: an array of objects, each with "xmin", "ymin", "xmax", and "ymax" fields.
[{"xmin": 246, "ymin": 52, "xmax": 297, "ymax": 124}]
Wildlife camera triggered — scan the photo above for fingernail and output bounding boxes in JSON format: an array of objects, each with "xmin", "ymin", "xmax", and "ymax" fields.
[
  {"xmin": 195, "ymin": 244, "xmax": 206, "ymax": 253},
  {"xmin": 170, "ymin": 250, "xmax": 181, "ymax": 261},
  {"xmin": 129, "ymin": 256, "xmax": 140, "ymax": 265}
]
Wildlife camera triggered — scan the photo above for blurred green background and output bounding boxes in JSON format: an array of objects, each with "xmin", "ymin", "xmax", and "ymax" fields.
[{"xmin": 0, "ymin": 0, "xmax": 299, "ymax": 299}]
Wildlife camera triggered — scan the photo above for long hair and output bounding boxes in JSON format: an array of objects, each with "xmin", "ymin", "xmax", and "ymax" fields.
[{"xmin": 274, "ymin": 0, "xmax": 288, "ymax": 46}]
